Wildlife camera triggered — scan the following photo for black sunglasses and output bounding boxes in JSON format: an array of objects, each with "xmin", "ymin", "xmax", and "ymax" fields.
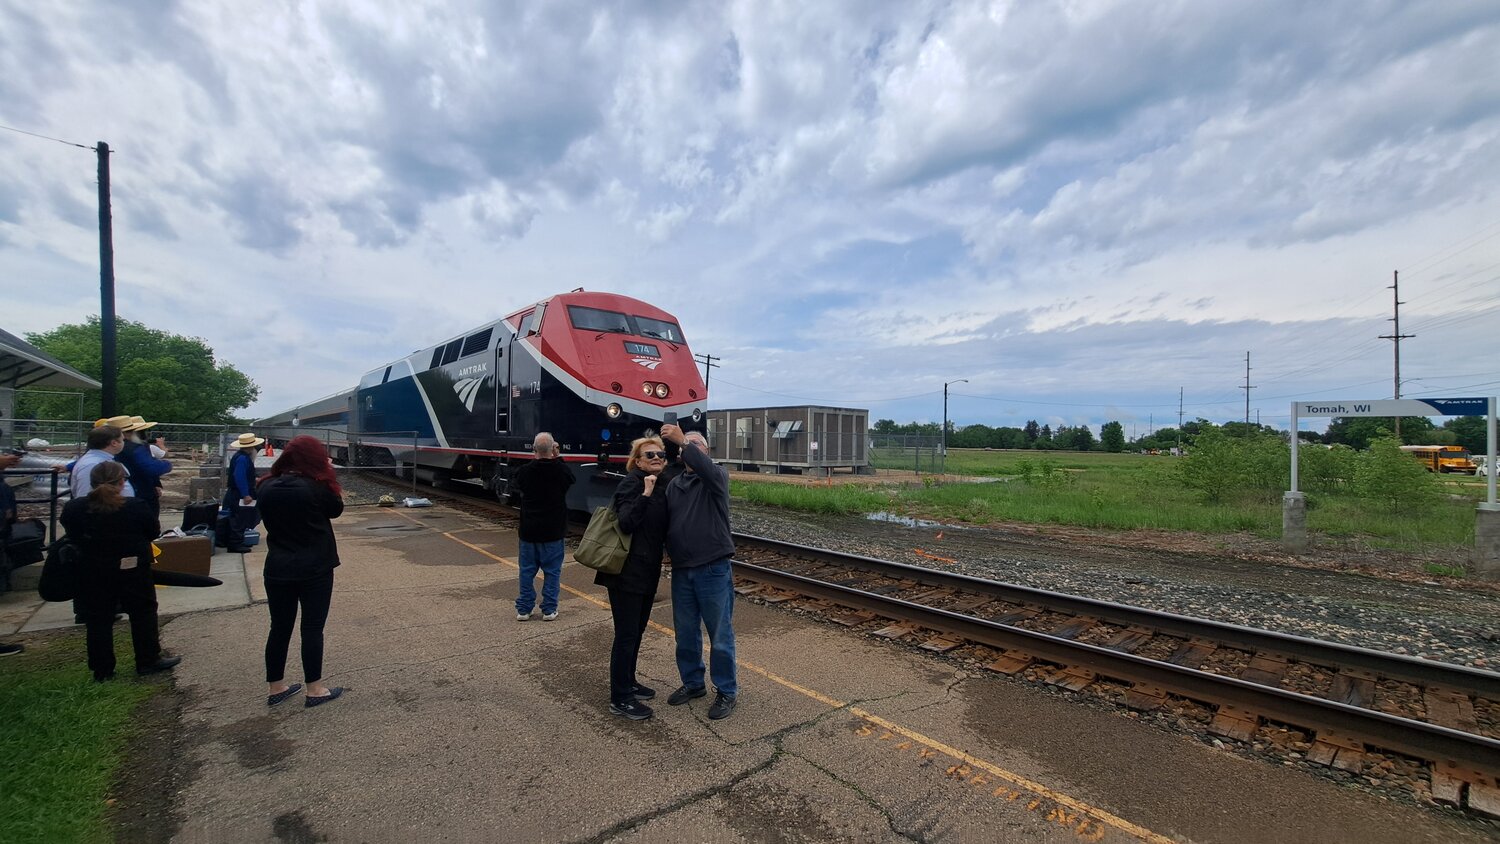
[{"xmin": 641, "ymin": 451, "xmax": 667, "ymax": 459}]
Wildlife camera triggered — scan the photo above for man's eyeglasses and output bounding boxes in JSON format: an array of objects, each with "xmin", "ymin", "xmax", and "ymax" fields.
[{"xmin": 641, "ymin": 451, "xmax": 667, "ymax": 460}]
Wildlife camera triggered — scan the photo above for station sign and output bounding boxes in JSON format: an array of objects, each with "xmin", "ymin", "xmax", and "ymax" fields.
[{"xmin": 1295, "ymin": 397, "xmax": 1488, "ymax": 418}]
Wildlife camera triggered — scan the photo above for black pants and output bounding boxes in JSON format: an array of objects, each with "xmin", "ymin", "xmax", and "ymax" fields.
[
  {"xmin": 607, "ymin": 586, "xmax": 655, "ymax": 703},
  {"xmin": 265, "ymin": 573, "xmax": 334, "ymax": 684},
  {"xmin": 79, "ymin": 569, "xmax": 160, "ymax": 679}
]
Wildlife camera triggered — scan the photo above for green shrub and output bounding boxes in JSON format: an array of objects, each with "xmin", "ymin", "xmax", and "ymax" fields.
[
  {"xmin": 1176, "ymin": 428, "xmax": 1288, "ymax": 502},
  {"xmin": 1352, "ymin": 437, "xmax": 1443, "ymax": 511}
]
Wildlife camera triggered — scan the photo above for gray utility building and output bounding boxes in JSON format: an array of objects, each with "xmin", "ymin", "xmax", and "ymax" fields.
[{"xmin": 704, "ymin": 405, "xmax": 868, "ymax": 474}]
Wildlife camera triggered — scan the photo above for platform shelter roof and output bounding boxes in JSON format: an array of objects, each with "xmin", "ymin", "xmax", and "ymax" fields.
[{"xmin": 0, "ymin": 327, "xmax": 101, "ymax": 391}]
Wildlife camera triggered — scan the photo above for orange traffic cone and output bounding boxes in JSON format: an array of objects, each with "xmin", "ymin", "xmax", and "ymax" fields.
[{"xmin": 264, "ymin": 440, "xmax": 275, "ymax": 457}]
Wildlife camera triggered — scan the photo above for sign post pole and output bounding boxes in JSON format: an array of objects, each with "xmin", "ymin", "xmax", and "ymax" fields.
[{"xmin": 1283, "ymin": 402, "xmax": 1306, "ymax": 552}]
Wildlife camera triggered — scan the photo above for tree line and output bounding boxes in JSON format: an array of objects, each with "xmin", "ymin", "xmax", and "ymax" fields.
[{"xmin": 874, "ymin": 415, "xmax": 1489, "ymax": 455}]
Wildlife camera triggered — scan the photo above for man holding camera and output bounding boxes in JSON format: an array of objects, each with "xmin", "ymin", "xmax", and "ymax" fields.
[
  {"xmin": 510, "ymin": 432, "xmax": 574, "ymax": 621},
  {"xmin": 658, "ymin": 422, "xmax": 738, "ymax": 720}
]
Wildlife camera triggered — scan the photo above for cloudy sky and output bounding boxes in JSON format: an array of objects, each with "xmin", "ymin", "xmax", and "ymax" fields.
[{"xmin": 4, "ymin": 1, "xmax": 1499, "ymax": 436}]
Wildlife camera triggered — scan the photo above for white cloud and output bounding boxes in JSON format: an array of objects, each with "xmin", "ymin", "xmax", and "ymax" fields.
[{"xmin": 2, "ymin": 0, "xmax": 1497, "ymax": 432}]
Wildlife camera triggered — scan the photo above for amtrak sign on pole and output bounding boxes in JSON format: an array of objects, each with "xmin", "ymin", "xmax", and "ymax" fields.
[
  {"xmin": 1294, "ymin": 397, "xmax": 1489, "ymax": 418},
  {"xmin": 1289, "ymin": 396, "xmax": 1497, "ymax": 508}
]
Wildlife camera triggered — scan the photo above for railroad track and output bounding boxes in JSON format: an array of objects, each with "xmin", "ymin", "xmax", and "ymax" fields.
[{"xmin": 729, "ymin": 533, "xmax": 1500, "ymax": 817}]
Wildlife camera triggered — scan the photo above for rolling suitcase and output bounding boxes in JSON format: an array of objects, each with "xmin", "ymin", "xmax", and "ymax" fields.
[{"xmin": 181, "ymin": 500, "xmax": 219, "ymax": 533}]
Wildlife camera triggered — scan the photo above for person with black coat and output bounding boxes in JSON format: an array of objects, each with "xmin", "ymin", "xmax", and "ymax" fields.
[
  {"xmin": 256, "ymin": 436, "xmax": 346, "ymax": 708},
  {"xmin": 596, "ymin": 436, "xmax": 669, "ymax": 720},
  {"xmin": 60, "ymin": 460, "xmax": 180, "ymax": 681},
  {"xmin": 509, "ymin": 432, "xmax": 574, "ymax": 621}
]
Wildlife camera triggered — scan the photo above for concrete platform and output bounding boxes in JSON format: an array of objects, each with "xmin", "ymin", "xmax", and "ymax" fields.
[
  {"xmin": 137, "ymin": 503, "xmax": 1487, "ymax": 843},
  {"xmin": 1, "ymin": 544, "xmax": 259, "ymax": 633}
]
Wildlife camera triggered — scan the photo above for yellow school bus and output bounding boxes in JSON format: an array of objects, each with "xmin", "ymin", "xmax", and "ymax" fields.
[{"xmin": 1399, "ymin": 444, "xmax": 1477, "ymax": 474}]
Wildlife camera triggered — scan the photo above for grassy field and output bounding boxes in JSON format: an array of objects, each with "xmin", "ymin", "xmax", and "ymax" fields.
[
  {"xmin": 0, "ymin": 632, "xmax": 157, "ymax": 843},
  {"xmin": 734, "ymin": 448, "xmax": 1480, "ymax": 551}
]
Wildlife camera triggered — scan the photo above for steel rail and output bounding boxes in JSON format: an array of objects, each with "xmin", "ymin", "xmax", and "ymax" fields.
[
  {"xmin": 733, "ymin": 532, "xmax": 1500, "ymax": 699},
  {"xmin": 732, "ymin": 560, "xmax": 1500, "ymax": 774}
]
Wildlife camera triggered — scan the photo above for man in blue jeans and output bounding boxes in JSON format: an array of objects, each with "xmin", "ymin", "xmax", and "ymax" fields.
[
  {"xmin": 510, "ymin": 432, "xmax": 574, "ymax": 621},
  {"xmin": 659, "ymin": 424, "xmax": 738, "ymax": 720}
]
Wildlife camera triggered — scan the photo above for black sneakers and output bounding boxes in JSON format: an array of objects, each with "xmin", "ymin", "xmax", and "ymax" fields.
[
  {"xmin": 667, "ymin": 685, "xmax": 707, "ymax": 706},
  {"xmin": 136, "ymin": 654, "xmax": 182, "ymax": 676},
  {"xmin": 630, "ymin": 683, "xmax": 656, "ymax": 700},
  {"xmin": 708, "ymin": 692, "xmax": 737, "ymax": 720},
  {"xmin": 610, "ymin": 699, "xmax": 654, "ymax": 720}
]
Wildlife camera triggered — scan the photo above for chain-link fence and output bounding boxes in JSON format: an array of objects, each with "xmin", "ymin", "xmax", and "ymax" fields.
[{"xmin": 868, "ymin": 434, "xmax": 947, "ymax": 474}]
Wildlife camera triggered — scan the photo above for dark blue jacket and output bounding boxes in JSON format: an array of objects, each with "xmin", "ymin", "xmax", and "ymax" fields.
[
  {"xmin": 227, "ymin": 451, "xmax": 258, "ymax": 500},
  {"xmin": 118, "ymin": 441, "xmax": 172, "ymax": 505},
  {"xmin": 664, "ymin": 444, "xmax": 734, "ymax": 568}
]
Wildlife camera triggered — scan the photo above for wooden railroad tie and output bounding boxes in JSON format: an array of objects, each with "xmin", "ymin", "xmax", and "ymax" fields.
[
  {"xmin": 1207, "ymin": 704, "xmax": 1261, "ymax": 744},
  {"xmin": 1305, "ymin": 730, "xmax": 1366, "ymax": 774}
]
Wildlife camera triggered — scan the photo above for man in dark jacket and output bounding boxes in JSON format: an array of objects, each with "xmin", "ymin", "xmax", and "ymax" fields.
[
  {"xmin": 510, "ymin": 432, "xmax": 574, "ymax": 621},
  {"xmin": 659, "ymin": 424, "xmax": 738, "ymax": 720},
  {"xmin": 117, "ymin": 416, "xmax": 172, "ymax": 518}
]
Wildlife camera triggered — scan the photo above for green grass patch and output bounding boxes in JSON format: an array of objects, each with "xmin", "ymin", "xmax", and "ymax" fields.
[
  {"xmin": 731, "ymin": 479, "xmax": 894, "ymax": 514},
  {"xmin": 1424, "ymin": 562, "xmax": 1468, "ymax": 578},
  {"xmin": 0, "ymin": 632, "xmax": 157, "ymax": 843},
  {"xmin": 734, "ymin": 448, "xmax": 1479, "ymax": 550}
]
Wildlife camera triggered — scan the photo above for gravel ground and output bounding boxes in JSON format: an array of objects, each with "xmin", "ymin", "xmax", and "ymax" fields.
[{"xmin": 729, "ymin": 502, "xmax": 1500, "ymax": 672}]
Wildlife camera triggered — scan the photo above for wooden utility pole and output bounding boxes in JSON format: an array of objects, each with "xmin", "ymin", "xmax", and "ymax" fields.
[
  {"xmin": 694, "ymin": 353, "xmax": 720, "ymax": 396},
  {"xmin": 97, "ymin": 141, "xmax": 117, "ymax": 415},
  {"xmin": 1378, "ymin": 271, "xmax": 1414, "ymax": 440}
]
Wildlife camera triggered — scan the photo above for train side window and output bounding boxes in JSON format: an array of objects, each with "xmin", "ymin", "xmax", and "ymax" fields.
[
  {"xmin": 529, "ymin": 303, "xmax": 547, "ymax": 336},
  {"xmin": 429, "ymin": 347, "xmax": 444, "ymax": 370},
  {"xmin": 441, "ymin": 338, "xmax": 462, "ymax": 365},
  {"xmin": 460, "ymin": 327, "xmax": 493, "ymax": 357},
  {"xmin": 517, "ymin": 310, "xmax": 536, "ymax": 336},
  {"xmin": 381, "ymin": 366, "xmax": 392, "ymax": 384}
]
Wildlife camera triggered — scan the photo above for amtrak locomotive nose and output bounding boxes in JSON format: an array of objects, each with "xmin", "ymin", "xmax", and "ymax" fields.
[{"xmin": 255, "ymin": 290, "xmax": 708, "ymax": 512}]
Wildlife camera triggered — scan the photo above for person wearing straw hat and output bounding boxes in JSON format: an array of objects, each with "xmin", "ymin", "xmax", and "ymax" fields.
[
  {"xmin": 223, "ymin": 433, "xmax": 265, "ymax": 553},
  {"xmin": 118, "ymin": 416, "xmax": 173, "ymax": 518},
  {"xmin": 72, "ymin": 424, "xmax": 135, "ymax": 499}
]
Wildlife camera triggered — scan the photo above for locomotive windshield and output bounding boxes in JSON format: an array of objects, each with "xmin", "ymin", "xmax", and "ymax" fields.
[
  {"xmin": 567, "ymin": 306, "xmax": 685, "ymax": 344},
  {"xmin": 634, "ymin": 315, "xmax": 684, "ymax": 344},
  {"xmin": 568, "ymin": 305, "xmax": 631, "ymax": 334}
]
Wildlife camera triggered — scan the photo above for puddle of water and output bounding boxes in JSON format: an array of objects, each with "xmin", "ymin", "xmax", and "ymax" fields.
[{"xmin": 864, "ymin": 511, "xmax": 945, "ymax": 529}]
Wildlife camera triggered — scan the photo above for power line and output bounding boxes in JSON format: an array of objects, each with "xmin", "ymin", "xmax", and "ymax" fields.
[{"xmin": 0, "ymin": 122, "xmax": 93, "ymax": 150}]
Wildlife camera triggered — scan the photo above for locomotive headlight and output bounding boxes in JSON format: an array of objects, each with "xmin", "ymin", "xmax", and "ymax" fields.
[
  {"xmin": 691, "ymin": 409, "xmax": 703, "ymax": 422},
  {"xmin": 605, "ymin": 403, "xmax": 623, "ymax": 419},
  {"xmin": 654, "ymin": 382, "xmax": 670, "ymax": 399},
  {"xmin": 642, "ymin": 382, "xmax": 654, "ymax": 396}
]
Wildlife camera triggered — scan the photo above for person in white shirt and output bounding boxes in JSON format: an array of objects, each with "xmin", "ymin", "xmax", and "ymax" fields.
[{"xmin": 71, "ymin": 425, "xmax": 135, "ymax": 499}]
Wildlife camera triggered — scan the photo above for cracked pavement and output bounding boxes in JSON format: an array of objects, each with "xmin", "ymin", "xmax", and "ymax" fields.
[{"xmin": 158, "ymin": 505, "xmax": 1490, "ymax": 842}]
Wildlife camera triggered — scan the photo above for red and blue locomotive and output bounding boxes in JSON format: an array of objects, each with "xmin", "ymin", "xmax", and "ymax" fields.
[{"xmin": 257, "ymin": 290, "xmax": 708, "ymax": 510}]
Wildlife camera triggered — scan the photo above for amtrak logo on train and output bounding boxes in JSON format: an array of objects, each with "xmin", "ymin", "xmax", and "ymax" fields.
[
  {"xmin": 632, "ymin": 358, "xmax": 662, "ymax": 370},
  {"xmin": 454, "ymin": 378, "xmax": 483, "ymax": 412}
]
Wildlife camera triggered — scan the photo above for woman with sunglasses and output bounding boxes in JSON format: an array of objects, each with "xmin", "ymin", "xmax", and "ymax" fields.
[{"xmin": 596, "ymin": 436, "xmax": 670, "ymax": 720}]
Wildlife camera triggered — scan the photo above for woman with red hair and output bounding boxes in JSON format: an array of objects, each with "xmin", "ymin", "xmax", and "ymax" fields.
[{"xmin": 257, "ymin": 436, "xmax": 346, "ymax": 708}]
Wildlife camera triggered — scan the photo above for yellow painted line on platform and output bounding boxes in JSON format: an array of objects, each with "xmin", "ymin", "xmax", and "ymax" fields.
[{"xmin": 401, "ymin": 512, "xmax": 1168, "ymax": 843}]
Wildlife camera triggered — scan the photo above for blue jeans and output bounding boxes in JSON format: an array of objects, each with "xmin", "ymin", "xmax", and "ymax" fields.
[
  {"xmin": 516, "ymin": 540, "xmax": 564, "ymax": 615},
  {"xmin": 671, "ymin": 558, "xmax": 737, "ymax": 697}
]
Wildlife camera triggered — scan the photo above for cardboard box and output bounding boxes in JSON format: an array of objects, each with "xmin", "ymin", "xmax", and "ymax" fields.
[{"xmin": 153, "ymin": 535, "xmax": 212, "ymax": 576}]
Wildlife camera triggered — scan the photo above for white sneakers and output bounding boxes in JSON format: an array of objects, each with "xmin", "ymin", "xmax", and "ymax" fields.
[
  {"xmin": 542, "ymin": 611, "xmax": 559, "ymax": 621},
  {"xmin": 516, "ymin": 611, "xmax": 531, "ymax": 621}
]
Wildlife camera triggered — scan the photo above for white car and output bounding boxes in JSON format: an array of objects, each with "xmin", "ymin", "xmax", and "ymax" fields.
[{"xmin": 1476, "ymin": 455, "xmax": 1492, "ymax": 477}]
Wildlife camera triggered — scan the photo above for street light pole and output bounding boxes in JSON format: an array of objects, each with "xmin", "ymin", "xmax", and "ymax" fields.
[{"xmin": 943, "ymin": 379, "xmax": 968, "ymax": 470}]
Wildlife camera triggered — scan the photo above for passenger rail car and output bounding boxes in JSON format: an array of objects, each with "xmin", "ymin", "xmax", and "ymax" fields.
[{"xmin": 257, "ymin": 290, "xmax": 707, "ymax": 511}]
